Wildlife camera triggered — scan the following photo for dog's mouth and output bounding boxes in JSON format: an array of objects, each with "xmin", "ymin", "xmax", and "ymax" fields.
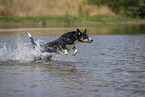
[{"xmin": 80, "ymin": 38, "xmax": 93, "ymax": 43}]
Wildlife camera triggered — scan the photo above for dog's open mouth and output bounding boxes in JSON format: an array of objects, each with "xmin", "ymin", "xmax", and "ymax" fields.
[{"xmin": 81, "ymin": 38, "xmax": 93, "ymax": 43}]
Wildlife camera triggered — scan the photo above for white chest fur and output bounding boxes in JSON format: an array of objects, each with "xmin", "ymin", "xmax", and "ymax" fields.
[
  {"xmin": 66, "ymin": 44, "xmax": 75, "ymax": 50},
  {"xmin": 66, "ymin": 40, "xmax": 78, "ymax": 50}
]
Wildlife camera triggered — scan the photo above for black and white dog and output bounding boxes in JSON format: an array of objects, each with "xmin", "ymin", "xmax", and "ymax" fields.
[{"xmin": 28, "ymin": 28, "xmax": 93, "ymax": 61}]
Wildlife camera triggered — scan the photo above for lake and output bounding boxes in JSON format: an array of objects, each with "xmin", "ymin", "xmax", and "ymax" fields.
[{"xmin": 0, "ymin": 24, "xmax": 145, "ymax": 97}]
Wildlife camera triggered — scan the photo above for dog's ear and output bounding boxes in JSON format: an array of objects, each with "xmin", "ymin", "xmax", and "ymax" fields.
[
  {"xmin": 77, "ymin": 28, "xmax": 81, "ymax": 33},
  {"xmin": 84, "ymin": 28, "xmax": 87, "ymax": 33},
  {"xmin": 77, "ymin": 28, "xmax": 81, "ymax": 36}
]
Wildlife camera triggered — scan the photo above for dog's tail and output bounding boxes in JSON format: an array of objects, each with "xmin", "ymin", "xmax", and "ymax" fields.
[{"xmin": 28, "ymin": 32, "xmax": 37, "ymax": 48}]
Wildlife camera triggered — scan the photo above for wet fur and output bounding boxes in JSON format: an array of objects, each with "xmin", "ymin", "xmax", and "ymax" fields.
[{"xmin": 28, "ymin": 28, "xmax": 93, "ymax": 62}]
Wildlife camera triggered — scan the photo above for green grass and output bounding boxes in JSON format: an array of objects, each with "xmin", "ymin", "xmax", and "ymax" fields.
[
  {"xmin": 0, "ymin": 16, "xmax": 144, "ymax": 28},
  {"xmin": 0, "ymin": 16, "xmax": 143, "ymax": 23}
]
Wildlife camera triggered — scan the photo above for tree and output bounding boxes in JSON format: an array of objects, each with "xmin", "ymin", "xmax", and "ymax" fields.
[{"xmin": 87, "ymin": 0, "xmax": 145, "ymax": 18}]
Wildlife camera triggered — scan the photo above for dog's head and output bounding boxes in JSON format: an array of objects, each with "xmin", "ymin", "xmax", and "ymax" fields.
[{"xmin": 77, "ymin": 28, "xmax": 93, "ymax": 43}]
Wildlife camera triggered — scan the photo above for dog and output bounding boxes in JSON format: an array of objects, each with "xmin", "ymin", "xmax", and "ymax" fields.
[{"xmin": 28, "ymin": 28, "xmax": 93, "ymax": 61}]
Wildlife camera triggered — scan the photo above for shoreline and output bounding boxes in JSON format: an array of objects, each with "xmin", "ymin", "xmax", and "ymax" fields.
[
  {"xmin": 0, "ymin": 20, "xmax": 145, "ymax": 31},
  {"xmin": 0, "ymin": 23, "xmax": 145, "ymax": 36}
]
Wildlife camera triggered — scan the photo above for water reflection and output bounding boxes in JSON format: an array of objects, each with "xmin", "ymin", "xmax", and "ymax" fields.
[
  {"xmin": 0, "ymin": 24, "xmax": 145, "ymax": 36},
  {"xmin": 0, "ymin": 61, "xmax": 92, "ymax": 97}
]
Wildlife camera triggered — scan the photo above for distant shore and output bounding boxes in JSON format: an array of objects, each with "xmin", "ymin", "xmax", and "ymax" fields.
[
  {"xmin": 0, "ymin": 24, "xmax": 145, "ymax": 36},
  {"xmin": 0, "ymin": 20, "xmax": 145, "ymax": 31},
  {"xmin": 0, "ymin": 16, "xmax": 145, "ymax": 29}
]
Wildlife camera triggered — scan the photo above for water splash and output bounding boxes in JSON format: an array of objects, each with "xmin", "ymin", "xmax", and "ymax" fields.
[
  {"xmin": 0, "ymin": 34, "xmax": 44, "ymax": 63},
  {"xmin": 0, "ymin": 34, "xmax": 78, "ymax": 63},
  {"xmin": 0, "ymin": 42, "xmax": 12, "ymax": 60}
]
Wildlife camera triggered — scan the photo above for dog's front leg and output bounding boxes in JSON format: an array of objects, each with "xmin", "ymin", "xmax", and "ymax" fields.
[
  {"xmin": 72, "ymin": 46, "xmax": 77, "ymax": 56},
  {"xmin": 58, "ymin": 45, "xmax": 68, "ymax": 55}
]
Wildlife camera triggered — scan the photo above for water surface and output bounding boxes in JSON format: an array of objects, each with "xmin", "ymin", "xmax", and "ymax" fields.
[{"xmin": 0, "ymin": 25, "xmax": 145, "ymax": 97}]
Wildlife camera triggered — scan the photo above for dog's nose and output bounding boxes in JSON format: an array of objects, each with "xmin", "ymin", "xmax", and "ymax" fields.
[
  {"xmin": 91, "ymin": 39, "xmax": 93, "ymax": 42},
  {"xmin": 89, "ymin": 39, "xmax": 93, "ymax": 43}
]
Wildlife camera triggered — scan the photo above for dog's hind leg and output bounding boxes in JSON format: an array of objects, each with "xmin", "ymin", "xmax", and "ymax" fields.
[
  {"xmin": 45, "ymin": 55, "xmax": 52, "ymax": 62},
  {"xmin": 35, "ymin": 55, "xmax": 52, "ymax": 62},
  {"xmin": 28, "ymin": 32, "xmax": 37, "ymax": 48},
  {"xmin": 41, "ymin": 53, "xmax": 52, "ymax": 62}
]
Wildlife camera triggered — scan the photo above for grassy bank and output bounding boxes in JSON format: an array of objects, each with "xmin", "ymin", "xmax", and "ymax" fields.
[
  {"xmin": 0, "ymin": 16, "xmax": 145, "ymax": 28},
  {"xmin": 0, "ymin": 16, "xmax": 144, "ymax": 23}
]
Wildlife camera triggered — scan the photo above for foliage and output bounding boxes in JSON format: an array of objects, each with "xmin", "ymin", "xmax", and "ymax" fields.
[
  {"xmin": 124, "ymin": 0, "xmax": 145, "ymax": 18},
  {"xmin": 0, "ymin": 0, "xmax": 115, "ymax": 17},
  {"xmin": 0, "ymin": 0, "xmax": 144, "ymax": 18},
  {"xmin": 87, "ymin": 0, "xmax": 145, "ymax": 18}
]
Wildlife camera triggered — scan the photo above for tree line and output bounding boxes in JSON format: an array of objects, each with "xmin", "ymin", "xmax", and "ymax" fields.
[{"xmin": 87, "ymin": 0, "xmax": 145, "ymax": 18}]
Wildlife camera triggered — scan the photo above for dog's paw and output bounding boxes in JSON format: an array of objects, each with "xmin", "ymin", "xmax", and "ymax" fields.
[
  {"xmin": 61, "ymin": 49, "xmax": 68, "ymax": 55},
  {"xmin": 72, "ymin": 49, "xmax": 77, "ymax": 56},
  {"xmin": 72, "ymin": 53, "xmax": 77, "ymax": 56},
  {"xmin": 64, "ymin": 49, "xmax": 68, "ymax": 55},
  {"xmin": 59, "ymin": 50, "xmax": 68, "ymax": 55}
]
